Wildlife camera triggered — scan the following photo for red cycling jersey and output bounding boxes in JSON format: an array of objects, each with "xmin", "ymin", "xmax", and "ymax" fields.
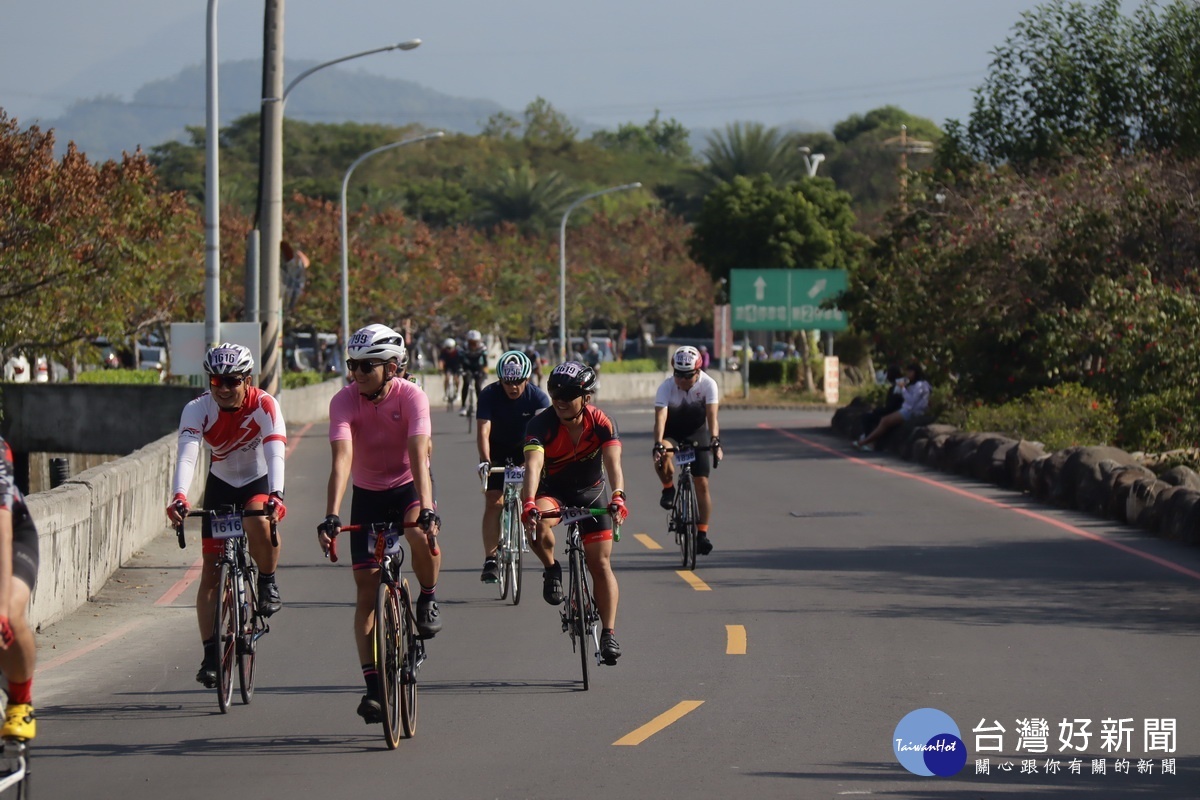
[{"xmin": 522, "ymin": 405, "xmax": 619, "ymax": 491}]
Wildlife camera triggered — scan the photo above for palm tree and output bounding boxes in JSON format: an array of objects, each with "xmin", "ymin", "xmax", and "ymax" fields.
[
  {"xmin": 695, "ymin": 121, "xmax": 803, "ymax": 190},
  {"xmin": 474, "ymin": 163, "xmax": 577, "ymax": 234}
]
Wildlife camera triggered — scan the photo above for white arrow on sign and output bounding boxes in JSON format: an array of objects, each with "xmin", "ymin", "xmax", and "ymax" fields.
[
  {"xmin": 807, "ymin": 278, "xmax": 827, "ymax": 298},
  {"xmin": 754, "ymin": 276, "xmax": 767, "ymax": 301}
]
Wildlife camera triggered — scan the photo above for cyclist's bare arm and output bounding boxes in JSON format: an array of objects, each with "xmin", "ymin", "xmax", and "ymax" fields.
[
  {"xmin": 522, "ymin": 448, "xmax": 545, "ymax": 502},
  {"xmin": 0, "ymin": 509, "xmax": 13, "ymax": 621},
  {"xmin": 326, "ymin": 439, "xmax": 353, "ymax": 518},
  {"xmin": 408, "ymin": 434, "xmax": 436, "ymax": 513},
  {"xmin": 476, "ymin": 419, "xmax": 491, "ymax": 465},
  {"xmin": 602, "ymin": 443, "xmax": 625, "ymax": 497},
  {"xmin": 652, "ymin": 406, "xmax": 668, "ymax": 445}
]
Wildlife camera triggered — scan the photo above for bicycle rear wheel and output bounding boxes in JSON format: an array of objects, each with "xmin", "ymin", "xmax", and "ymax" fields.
[
  {"xmin": 214, "ymin": 563, "xmax": 237, "ymax": 712},
  {"xmin": 376, "ymin": 582, "xmax": 402, "ymax": 749},
  {"xmin": 399, "ymin": 581, "xmax": 419, "ymax": 738},
  {"xmin": 676, "ymin": 479, "xmax": 696, "ymax": 571},
  {"xmin": 509, "ymin": 505, "xmax": 523, "ymax": 606},
  {"xmin": 238, "ymin": 576, "xmax": 257, "ymax": 705},
  {"xmin": 570, "ymin": 546, "xmax": 590, "ymax": 690}
]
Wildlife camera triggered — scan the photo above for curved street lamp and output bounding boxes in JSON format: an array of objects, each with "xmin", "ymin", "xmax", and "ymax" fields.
[
  {"xmin": 282, "ymin": 40, "xmax": 422, "ymax": 105},
  {"xmin": 340, "ymin": 132, "xmax": 446, "ymax": 353},
  {"xmin": 558, "ymin": 182, "xmax": 642, "ymax": 363}
]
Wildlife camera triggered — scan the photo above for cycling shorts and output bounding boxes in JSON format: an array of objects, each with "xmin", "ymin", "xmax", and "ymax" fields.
[
  {"xmin": 201, "ymin": 473, "xmax": 270, "ymax": 553},
  {"xmin": 349, "ymin": 482, "xmax": 420, "ymax": 570},
  {"xmin": 663, "ymin": 432, "xmax": 712, "ymax": 479},
  {"xmin": 11, "ymin": 515, "xmax": 38, "ymax": 591},
  {"xmin": 536, "ymin": 482, "xmax": 613, "ymax": 545}
]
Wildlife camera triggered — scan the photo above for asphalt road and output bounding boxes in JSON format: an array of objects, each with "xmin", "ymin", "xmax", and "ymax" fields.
[{"xmin": 27, "ymin": 402, "xmax": 1200, "ymax": 799}]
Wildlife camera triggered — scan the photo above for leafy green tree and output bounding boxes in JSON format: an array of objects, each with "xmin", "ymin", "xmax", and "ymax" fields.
[
  {"xmin": 688, "ymin": 174, "xmax": 867, "ymax": 286},
  {"xmin": 474, "ymin": 163, "xmax": 576, "ymax": 234},
  {"xmin": 522, "ymin": 97, "xmax": 578, "ymax": 153},
  {"xmin": 590, "ymin": 110, "xmax": 692, "ymax": 160},
  {"xmin": 946, "ymin": 0, "xmax": 1200, "ymax": 166},
  {"xmin": 694, "ymin": 122, "xmax": 803, "ymax": 191}
]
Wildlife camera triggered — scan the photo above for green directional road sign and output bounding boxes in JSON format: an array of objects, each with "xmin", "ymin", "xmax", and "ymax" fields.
[{"xmin": 729, "ymin": 269, "xmax": 848, "ymax": 331}]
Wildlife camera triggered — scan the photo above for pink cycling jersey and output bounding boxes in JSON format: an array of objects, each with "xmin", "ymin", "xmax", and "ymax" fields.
[
  {"xmin": 172, "ymin": 386, "xmax": 287, "ymax": 495},
  {"xmin": 329, "ymin": 378, "xmax": 431, "ymax": 490}
]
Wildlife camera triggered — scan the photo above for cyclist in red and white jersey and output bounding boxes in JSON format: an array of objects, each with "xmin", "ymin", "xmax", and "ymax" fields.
[{"xmin": 166, "ymin": 343, "xmax": 287, "ymax": 689}]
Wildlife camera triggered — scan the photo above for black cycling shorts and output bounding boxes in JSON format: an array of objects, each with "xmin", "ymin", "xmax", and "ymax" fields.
[
  {"xmin": 349, "ymin": 482, "xmax": 420, "ymax": 570},
  {"xmin": 537, "ymin": 482, "xmax": 612, "ymax": 544},
  {"xmin": 201, "ymin": 473, "xmax": 270, "ymax": 539},
  {"xmin": 664, "ymin": 430, "xmax": 712, "ymax": 479},
  {"xmin": 11, "ymin": 515, "xmax": 38, "ymax": 591}
]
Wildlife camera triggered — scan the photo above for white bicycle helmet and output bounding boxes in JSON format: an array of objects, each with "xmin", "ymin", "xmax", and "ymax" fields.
[
  {"xmin": 204, "ymin": 342, "xmax": 254, "ymax": 375},
  {"xmin": 442, "ymin": 338, "xmax": 456, "ymax": 349},
  {"xmin": 672, "ymin": 345, "xmax": 702, "ymax": 375},
  {"xmin": 347, "ymin": 324, "xmax": 406, "ymax": 364},
  {"xmin": 466, "ymin": 329, "xmax": 483, "ymax": 343}
]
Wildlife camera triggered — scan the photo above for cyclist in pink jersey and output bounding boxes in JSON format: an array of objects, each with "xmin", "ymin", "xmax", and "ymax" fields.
[
  {"xmin": 317, "ymin": 324, "xmax": 441, "ymax": 726},
  {"xmin": 166, "ymin": 343, "xmax": 287, "ymax": 689}
]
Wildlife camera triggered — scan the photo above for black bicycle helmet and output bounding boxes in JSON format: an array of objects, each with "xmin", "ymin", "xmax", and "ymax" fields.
[{"xmin": 547, "ymin": 361, "xmax": 597, "ymax": 400}]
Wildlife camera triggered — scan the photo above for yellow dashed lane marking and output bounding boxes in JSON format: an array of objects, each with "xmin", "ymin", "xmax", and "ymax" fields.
[
  {"xmin": 613, "ymin": 701, "xmax": 705, "ymax": 746},
  {"xmin": 726, "ymin": 624, "xmax": 746, "ymax": 654},
  {"xmin": 676, "ymin": 570, "xmax": 711, "ymax": 591},
  {"xmin": 633, "ymin": 533, "xmax": 662, "ymax": 550}
]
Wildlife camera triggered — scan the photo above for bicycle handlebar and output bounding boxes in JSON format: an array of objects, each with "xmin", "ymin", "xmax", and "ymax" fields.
[
  {"xmin": 173, "ymin": 507, "xmax": 278, "ymax": 549},
  {"xmin": 325, "ymin": 520, "xmax": 438, "ymax": 562},
  {"xmin": 530, "ymin": 506, "xmax": 621, "ymax": 542},
  {"xmin": 660, "ymin": 442, "xmax": 722, "ymax": 468}
]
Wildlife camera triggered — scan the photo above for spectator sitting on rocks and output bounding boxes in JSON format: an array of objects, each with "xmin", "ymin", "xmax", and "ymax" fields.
[
  {"xmin": 855, "ymin": 362, "xmax": 930, "ymax": 450},
  {"xmin": 857, "ymin": 365, "xmax": 905, "ymax": 445}
]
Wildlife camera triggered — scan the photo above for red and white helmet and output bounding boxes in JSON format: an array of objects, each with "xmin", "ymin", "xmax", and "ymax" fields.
[{"xmin": 672, "ymin": 346, "xmax": 702, "ymax": 375}]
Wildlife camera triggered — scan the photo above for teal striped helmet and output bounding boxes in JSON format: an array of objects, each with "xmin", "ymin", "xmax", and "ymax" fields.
[{"xmin": 497, "ymin": 350, "xmax": 533, "ymax": 383}]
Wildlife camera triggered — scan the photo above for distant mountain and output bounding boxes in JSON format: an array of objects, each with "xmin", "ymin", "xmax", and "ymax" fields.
[{"xmin": 42, "ymin": 59, "xmax": 512, "ymax": 162}]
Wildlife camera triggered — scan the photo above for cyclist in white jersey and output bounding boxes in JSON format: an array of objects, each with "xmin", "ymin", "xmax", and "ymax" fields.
[
  {"xmin": 652, "ymin": 346, "xmax": 722, "ymax": 556},
  {"xmin": 166, "ymin": 343, "xmax": 287, "ymax": 689}
]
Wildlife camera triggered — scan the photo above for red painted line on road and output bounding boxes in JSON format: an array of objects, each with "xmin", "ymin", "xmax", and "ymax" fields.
[
  {"xmin": 41, "ymin": 619, "xmax": 144, "ymax": 673},
  {"xmin": 287, "ymin": 421, "xmax": 315, "ymax": 458},
  {"xmin": 762, "ymin": 423, "xmax": 1200, "ymax": 583}
]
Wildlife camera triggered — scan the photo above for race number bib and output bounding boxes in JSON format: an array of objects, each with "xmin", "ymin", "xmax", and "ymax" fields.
[
  {"xmin": 501, "ymin": 362, "xmax": 524, "ymax": 380},
  {"xmin": 210, "ymin": 347, "xmax": 242, "ymax": 368},
  {"xmin": 211, "ymin": 512, "xmax": 245, "ymax": 539},
  {"xmin": 504, "ymin": 466, "xmax": 526, "ymax": 485},
  {"xmin": 674, "ymin": 447, "xmax": 696, "ymax": 466},
  {"xmin": 559, "ymin": 507, "xmax": 595, "ymax": 525},
  {"xmin": 552, "ymin": 362, "xmax": 582, "ymax": 378},
  {"xmin": 368, "ymin": 528, "xmax": 402, "ymax": 558}
]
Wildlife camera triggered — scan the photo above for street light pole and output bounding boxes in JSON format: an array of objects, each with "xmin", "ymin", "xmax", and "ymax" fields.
[
  {"xmin": 204, "ymin": 0, "xmax": 220, "ymax": 348},
  {"xmin": 256, "ymin": 23, "xmax": 423, "ymax": 394},
  {"xmin": 557, "ymin": 182, "xmax": 642, "ymax": 363},
  {"xmin": 340, "ymin": 132, "xmax": 445, "ymax": 355}
]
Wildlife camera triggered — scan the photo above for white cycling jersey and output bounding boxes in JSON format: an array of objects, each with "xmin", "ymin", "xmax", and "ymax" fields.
[
  {"xmin": 654, "ymin": 371, "xmax": 719, "ymax": 436},
  {"xmin": 172, "ymin": 386, "xmax": 287, "ymax": 496}
]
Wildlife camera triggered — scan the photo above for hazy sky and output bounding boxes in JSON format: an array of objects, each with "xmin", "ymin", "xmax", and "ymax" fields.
[{"xmin": 1, "ymin": 0, "xmax": 1095, "ymax": 133}]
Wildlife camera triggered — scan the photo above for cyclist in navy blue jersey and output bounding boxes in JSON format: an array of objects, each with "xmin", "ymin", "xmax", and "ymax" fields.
[{"xmin": 475, "ymin": 350, "xmax": 550, "ymax": 582}]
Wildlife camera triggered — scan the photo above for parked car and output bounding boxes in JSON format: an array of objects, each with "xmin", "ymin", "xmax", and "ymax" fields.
[{"xmin": 138, "ymin": 345, "xmax": 168, "ymax": 381}]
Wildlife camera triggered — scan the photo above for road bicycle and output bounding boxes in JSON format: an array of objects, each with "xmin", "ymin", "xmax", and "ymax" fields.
[
  {"xmin": 327, "ymin": 520, "xmax": 437, "ymax": 749},
  {"xmin": 0, "ymin": 696, "xmax": 30, "ymax": 799},
  {"xmin": 443, "ymin": 371, "xmax": 461, "ymax": 413},
  {"xmin": 174, "ymin": 505, "xmax": 278, "ymax": 712},
  {"xmin": 535, "ymin": 507, "xmax": 620, "ymax": 691},
  {"xmin": 481, "ymin": 461, "xmax": 529, "ymax": 604},
  {"xmin": 661, "ymin": 443, "xmax": 720, "ymax": 571},
  {"xmin": 463, "ymin": 371, "xmax": 483, "ymax": 432}
]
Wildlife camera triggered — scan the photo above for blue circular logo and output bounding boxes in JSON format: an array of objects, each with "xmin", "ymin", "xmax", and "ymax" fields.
[{"xmin": 893, "ymin": 708, "xmax": 967, "ymax": 777}]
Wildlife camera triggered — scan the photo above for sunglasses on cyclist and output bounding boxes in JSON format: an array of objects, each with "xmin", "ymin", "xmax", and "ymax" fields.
[
  {"xmin": 209, "ymin": 375, "xmax": 248, "ymax": 389},
  {"xmin": 346, "ymin": 359, "xmax": 386, "ymax": 373},
  {"xmin": 673, "ymin": 370, "xmax": 698, "ymax": 380},
  {"xmin": 550, "ymin": 387, "xmax": 586, "ymax": 401}
]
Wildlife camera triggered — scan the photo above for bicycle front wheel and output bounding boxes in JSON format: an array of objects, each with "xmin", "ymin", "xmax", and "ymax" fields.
[
  {"xmin": 509, "ymin": 505, "xmax": 524, "ymax": 606},
  {"xmin": 214, "ymin": 563, "xmax": 237, "ymax": 712},
  {"xmin": 399, "ymin": 581, "xmax": 419, "ymax": 738},
  {"xmin": 376, "ymin": 582, "xmax": 402, "ymax": 749},
  {"xmin": 238, "ymin": 577, "xmax": 257, "ymax": 705},
  {"xmin": 498, "ymin": 511, "xmax": 510, "ymax": 602},
  {"xmin": 570, "ymin": 547, "xmax": 590, "ymax": 690}
]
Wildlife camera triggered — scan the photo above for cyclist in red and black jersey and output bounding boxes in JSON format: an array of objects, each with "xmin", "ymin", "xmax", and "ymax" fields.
[
  {"xmin": 0, "ymin": 436, "xmax": 39, "ymax": 741},
  {"xmin": 521, "ymin": 361, "xmax": 628, "ymax": 665}
]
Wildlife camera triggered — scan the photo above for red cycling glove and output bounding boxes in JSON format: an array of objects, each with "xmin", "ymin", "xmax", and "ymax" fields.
[
  {"xmin": 608, "ymin": 491, "xmax": 629, "ymax": 523},
  {"xmin": 266, "ymin": 492, "xmax": 287, "ymax": 522},
  {"xmin": 167, "ymin": 492, "xmax": 190, "ymax": 524},
  {"xmin": 0, "ymin": 616, "xmax": 15, "ymax": 649},
  {"xmin": 521, "ymin": 499, "xmax": 540, "ymax": 527}
]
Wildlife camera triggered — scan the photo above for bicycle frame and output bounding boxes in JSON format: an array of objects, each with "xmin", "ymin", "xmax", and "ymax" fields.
[
  {"xmin": 662, "ymin": 443, "xmax": 718, "ymax": 571},
  {"xmin": 482, "ymin": 462, "xmax": 529, "ymax": 604}
]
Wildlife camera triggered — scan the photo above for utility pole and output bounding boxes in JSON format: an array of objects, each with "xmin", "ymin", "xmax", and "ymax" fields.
[
  {"xmin": 882, "ymin": 124, "xmax": 934, "ymax": 214},
  {"xmin": 258, "ymin": 0, "xmax": 285, "ymax": 394}
]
